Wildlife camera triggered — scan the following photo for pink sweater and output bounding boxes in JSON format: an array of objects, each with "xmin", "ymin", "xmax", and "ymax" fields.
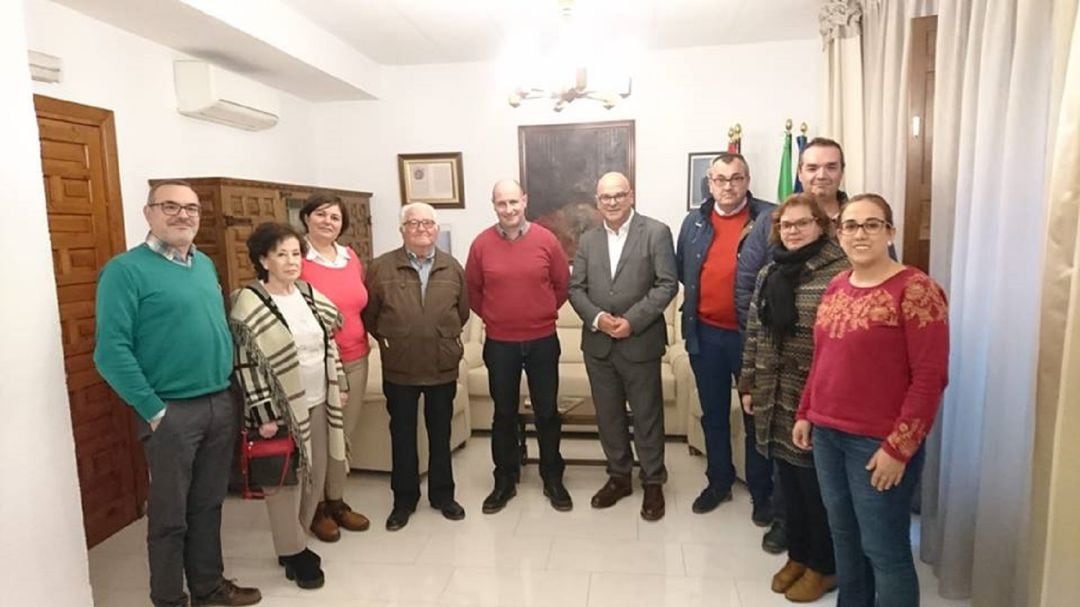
[
  {"xmin": 465, "ymin": 224, "xmax": 570, "ymax": 342},
  {"xmin": 300, "ymin": 252, "xmax": 370, "ymax": 362},
  {"xmin": 797, "ymin": 267, "xmax": 949, "ymax": 462}
]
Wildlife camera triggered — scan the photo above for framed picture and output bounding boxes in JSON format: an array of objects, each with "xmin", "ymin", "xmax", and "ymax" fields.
[
  {"xmin": 397, "ymin": 152, "xmax": 465, "ymax": 209},
  {"xmin": 518, "ymin": 120, "xmax": 635, "ymax": 258},
  {"xmin": 687, "ymin": 151, "xmax": 722, "ymax": 210}
]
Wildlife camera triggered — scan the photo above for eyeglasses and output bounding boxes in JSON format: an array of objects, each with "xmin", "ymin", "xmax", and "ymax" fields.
[
  {"xmin": 402, "ymin": 219, "xmax": 437, "ymax": 231},
  {"xmin": 149, "ymin": 201, "xmax": 201, "ymax": 216},
  {"xmin": 597, "ymin": 191, "xmax": 631, "ymax": 204},
  {"xmin": 709, "ymin": 174, "xmax": 747, "ymax": 187},
  {"xmin": 837, "ymin": 218, "xmax": 891, "ymax": 235},
  {"xmin": 779, "ymin": 217, "xmax": 817, "ymax": 232}
]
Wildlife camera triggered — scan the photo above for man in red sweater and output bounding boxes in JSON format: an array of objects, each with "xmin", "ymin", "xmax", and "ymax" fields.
[{"xmin": 465, "ymin": 179, "xmax": 572, "ymax": 513}]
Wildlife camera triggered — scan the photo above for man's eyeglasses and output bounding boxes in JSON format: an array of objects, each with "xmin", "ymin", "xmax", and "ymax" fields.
[
  {"xmin": 837, "ymin": 218, "xmax": 891, "ymax": 235},
  {"xmin": 779, "ymin": 217, "xmax": 817, "ymax": 233},
  {"xmin": 597, "ymin": 191, "xmax": 631, "ymax": 204},
  {"xmin": 149, "ymin": 201, "xmax": 201, "ymax": 217},
  {"xmin": 402, "ymin": 219, "xmax": 437, "ymax": 231},
  {"xmin": 709, "ymin": 174, "xmax": 747, "ymax": 187}
]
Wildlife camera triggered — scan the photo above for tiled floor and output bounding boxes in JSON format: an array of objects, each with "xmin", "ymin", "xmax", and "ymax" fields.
[{"xmin": 90, "ymin": 435, "xmax": 970, "ymax": 607}]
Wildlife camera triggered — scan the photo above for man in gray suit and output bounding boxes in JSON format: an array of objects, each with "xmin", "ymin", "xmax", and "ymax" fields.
[{"xmin": 569, "ymin": 172, "xmax": 678, "ymax": 521}]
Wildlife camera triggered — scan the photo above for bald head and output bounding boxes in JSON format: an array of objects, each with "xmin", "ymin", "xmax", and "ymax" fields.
[
  {"xmin": 491, "ymin": 178, "xmax": 528, "ymax": 236},
  {"xmin": 595, "ymin": 171, "xmax": 634, "ymax": 231}
]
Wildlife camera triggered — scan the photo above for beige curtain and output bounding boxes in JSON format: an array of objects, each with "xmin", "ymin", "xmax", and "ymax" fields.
[
  {"xmin": 819, "ymin": 0, "xmax": 866, "ymax": 194},
  {"xmin": 1031, "ymin": 1, "xmax": 1080, "ymax": 605}
]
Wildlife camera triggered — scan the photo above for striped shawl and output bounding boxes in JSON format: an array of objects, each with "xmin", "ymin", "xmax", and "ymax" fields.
[
  {"xmin": 739, "ymin": 240, "xmax": 850, "ymax": 467},
  {"xmin": 229, "ymin": 280, "xmax": 349, "ymax": 481}
]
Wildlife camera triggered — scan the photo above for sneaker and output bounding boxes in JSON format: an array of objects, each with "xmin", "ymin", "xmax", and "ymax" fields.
[
  {"xmin": 691, "ymin": 486, "xmax": 732, "ymax": 514},
  {"xmin": 762, "ymin": 520, "xmax": 788, "ymax": 554}
]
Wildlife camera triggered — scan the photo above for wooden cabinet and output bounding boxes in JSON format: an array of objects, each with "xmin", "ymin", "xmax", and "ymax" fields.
[{"xmin": 148, "ymin": 177, "xmax": 373, "ymax": 295}]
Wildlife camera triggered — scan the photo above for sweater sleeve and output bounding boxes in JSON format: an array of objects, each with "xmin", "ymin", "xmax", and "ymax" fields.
[
  {"xmin": 465, "ymin": 238, "xmax": 484, "ymax": 319},
  {"xmin": 549, "ymin": 235, "xmax": 571, "ymax": 310},
  {"xmin": 93, "ymin": 260, "xmax": 167, "ymax": 422},
  {"xmin": 881, "ymin": 274, "xmax": 950, "ymax": 462}
]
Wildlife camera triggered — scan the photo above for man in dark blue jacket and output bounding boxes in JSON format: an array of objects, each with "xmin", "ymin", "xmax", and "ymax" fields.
[{"xmin": 675, "ymin": 153, "xmax": 777, "ymax": 527}]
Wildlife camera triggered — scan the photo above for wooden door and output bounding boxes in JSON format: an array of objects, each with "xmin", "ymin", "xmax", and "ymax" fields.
[
  {"xmin": 221, "ymin": 185, "xmax": 284, "ymax": 294},
  {"xmin": 903, "ymin": 16, "xmax": 937, "ymax": 272},
  {"xmin": 35, "ymin": 95, "xmax": 146, "ymax": 547}
]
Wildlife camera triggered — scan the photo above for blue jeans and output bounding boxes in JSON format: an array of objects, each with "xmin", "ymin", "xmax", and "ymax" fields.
[
  {"xmin": 814, "ymin": 426, "xmax": 924, "ymax": 607},
  {"xmin": 688, "ymin": 324, "xmax": 773, "ymax": 502}
]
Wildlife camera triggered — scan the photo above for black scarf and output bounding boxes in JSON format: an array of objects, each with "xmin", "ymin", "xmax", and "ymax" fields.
[{"xmin": 757, "ymin": 236, "xmax": 828, "ymax": 347}]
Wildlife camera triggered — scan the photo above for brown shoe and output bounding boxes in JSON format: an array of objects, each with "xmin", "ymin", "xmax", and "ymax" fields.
[
  {"xmin": 784, "ymin": 568, "xmax": 837, "ymax": 603},
  {"xmin": 326, "ymin": 498, "xmax": 370, "ymax": 532},
  {"xmin": 310, "ymin": 502, "xmax": 341, "ymax": 542},
  {"xmin": 590, "ymin": 476, "xmax": 632, "ymax": 508},
  {"xmin": 771, "ymin": 559, "xmax": 807, "ymax": 593},
  {"xmin": 640, "ymin": 484, "xmax": 665, "ymax": 521},
  {"xmin": 191, "ymin": 579, "xmax": 262, "ymax": 606}
]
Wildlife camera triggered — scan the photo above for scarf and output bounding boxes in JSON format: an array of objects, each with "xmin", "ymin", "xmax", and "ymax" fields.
[{"xmin": 758, "ymin": 236, "xmax": 829, "ymax": 347}]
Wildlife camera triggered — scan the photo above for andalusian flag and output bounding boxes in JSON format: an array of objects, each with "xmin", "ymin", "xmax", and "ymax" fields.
[{"xmin": 777, "ymin": 130, "xmax": 794, "ymax": 201}]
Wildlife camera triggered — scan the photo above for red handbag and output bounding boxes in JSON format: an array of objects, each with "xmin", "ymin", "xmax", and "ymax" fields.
[{"xmin": 239, "ymin": 425, "xmax": 297, "ymax": 499}]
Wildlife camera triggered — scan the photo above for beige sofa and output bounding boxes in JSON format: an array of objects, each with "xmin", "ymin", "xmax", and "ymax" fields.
[
  {"xmin": 346, "ymin": 343, "xmax": 471, "ymax": 472},
  {"xmin": 463, "ymin": 290, "xmax": 695, "ymax": 436}
]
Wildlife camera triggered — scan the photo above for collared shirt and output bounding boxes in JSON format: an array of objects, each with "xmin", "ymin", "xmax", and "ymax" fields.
[
  {"xmin": 305, "ymin": 238, "xmax": 351, "ymax": 269},
  {"xmin": 603, "ymin": 209, "xmax": 635, "ymax": 280},
  {"xmin": 405, "ymin": 247, "xmax": 436, "ymax": 301},
  {"xmin": 712, "ymin": 197, "xmax": 749, "ymax": 217},
  {"xmin": 495, "ymin": 220, "xmax": 531, "ymax": 241},
  {"xmin": 145, "ymin": 233, "xmax": 195, "ymax": 267}
]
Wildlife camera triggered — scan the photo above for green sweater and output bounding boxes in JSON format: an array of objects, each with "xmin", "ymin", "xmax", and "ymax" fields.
[{"xmin": 93, "ymin": 244, "xmax": 233, "ymax": 421}]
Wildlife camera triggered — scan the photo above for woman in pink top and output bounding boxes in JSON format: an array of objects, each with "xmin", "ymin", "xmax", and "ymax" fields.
[
  {"xmin": 298, "ymin": 193, "xmax": 371, "ymax": 541},
  {"xmin": 793, "ymin": 194, "xmax": 949, "ymax": 607}
]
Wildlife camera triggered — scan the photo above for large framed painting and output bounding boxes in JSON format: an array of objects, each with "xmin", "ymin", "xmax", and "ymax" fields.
[{"xmin": 518, "ymin": 120, "xmax": 635, "ymax": 258}]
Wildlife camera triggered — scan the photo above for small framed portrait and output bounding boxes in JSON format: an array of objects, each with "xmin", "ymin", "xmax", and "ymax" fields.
[
  {"xmin": 397, "ymin": 152, "xmax": 465, "ymax": 209},
  {"xmin": 687, "ymin": 151, "xmax": 722, "ymax": 210}
]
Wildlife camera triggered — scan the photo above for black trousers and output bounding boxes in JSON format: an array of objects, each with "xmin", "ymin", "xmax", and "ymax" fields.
[
  {"xmin": 777, "ymin": 459, "xmax": 836, "ymax": 575},
  {"xmin": 484, "ymin": 334, "xmax": 565, "ymax": 484},
  {"xmin": 139, "ymin": 389, "xmax": 236, "ymax": 607},
  {"xmin": 384, "ymin": 380, "xmax": 456, "ymax": 509}
]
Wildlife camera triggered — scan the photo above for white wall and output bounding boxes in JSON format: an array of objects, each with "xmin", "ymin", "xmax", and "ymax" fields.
[
  {"xmin": 24, "ymin": 0, "xmax": 321, "ymax": 249},
  {"xmin": 311, "ymin": 39, "xmax": 822, "ymax": 256},
  {"xmin": 0, "ymin": 1, "xmax": 93, "ymax": 605}
]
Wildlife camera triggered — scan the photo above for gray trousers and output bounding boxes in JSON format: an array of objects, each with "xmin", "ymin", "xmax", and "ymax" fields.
[
  {"xmin": 139, "ymin": 389, "xmax": 237, "ymax": 607},
  {"xmin": 584, "ymin": 350, "xmax": 667, "ymax": 484},
  {"xmin": 264, "ymin": 404, "xmax": 347, "ymax": 556}
]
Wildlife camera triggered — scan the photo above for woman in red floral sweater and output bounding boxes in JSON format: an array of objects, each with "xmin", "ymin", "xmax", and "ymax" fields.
[{"xmin": 793, "ymin": 194, "xmax": 949, "ymax": 607}]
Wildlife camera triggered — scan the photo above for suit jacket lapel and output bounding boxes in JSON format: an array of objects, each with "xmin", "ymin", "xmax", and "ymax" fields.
[
  {"xmin": 596, "ymin": 226, "xmax": 613, "ymax": 283},
  {"xmin": 611, "ymin": 213, "xmax": 642, "ymax": 284}
]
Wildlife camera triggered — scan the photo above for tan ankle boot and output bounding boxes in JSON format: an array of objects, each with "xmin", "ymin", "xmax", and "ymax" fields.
[
  {"xmin": 326, "ymin": 498, "xmax": 370, "ymax": 532},
  {"xmin": 310, "ymin": 502, "xmax": 341, "ymax": 542},
  {"xmin": 784, "ymin": 568, "xmax": 837, "ymax": 603},
  {"xmin": 771, "ymin": 559, "xmax": 807, "ymax": 593}
]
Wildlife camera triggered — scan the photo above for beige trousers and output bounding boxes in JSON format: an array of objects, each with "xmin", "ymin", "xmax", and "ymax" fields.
[
  {"xmin": 342, "ymin": 356, "xmax": 370, "ymax": 459},
  {"xmin": 264, "ymin": 404, "xmax": 348, "ymax": 556}
]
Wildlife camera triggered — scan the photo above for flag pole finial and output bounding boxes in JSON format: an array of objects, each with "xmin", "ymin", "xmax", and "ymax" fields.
[
  {"xmin": 785, "ymin": 119, "xmax": 793, "ymax": 133},
  {"xmin": 800, "ymin": 122, "xmax": 808, "ymax": 135}
]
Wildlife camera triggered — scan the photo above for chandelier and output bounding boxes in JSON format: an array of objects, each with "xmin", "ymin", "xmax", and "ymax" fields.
[{"xmin": 506, "ymin": 0, "xmax": 634, "ymax": 112}]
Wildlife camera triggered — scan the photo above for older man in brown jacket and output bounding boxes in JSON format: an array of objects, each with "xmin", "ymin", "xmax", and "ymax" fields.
[{"xmin": 363, "ymin": 202, "xmax": 470, "ymax": 531}]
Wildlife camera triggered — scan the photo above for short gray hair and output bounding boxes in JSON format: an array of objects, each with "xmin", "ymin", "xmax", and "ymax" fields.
[{"xmin": 400, "ymin": 202, "xmax": 438, "ymax": 224}]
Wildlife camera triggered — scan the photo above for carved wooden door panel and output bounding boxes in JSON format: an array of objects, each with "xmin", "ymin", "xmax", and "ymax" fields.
[
  {"xmin": 221, "ymin": 185, "xmax": 284, "ymax": 294},
  {"xmin": 35, "ymin": 95, "xmax": 145, "ymax": 547}
]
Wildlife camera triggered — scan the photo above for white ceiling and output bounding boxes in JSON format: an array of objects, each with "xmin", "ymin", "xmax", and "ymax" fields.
[{"xmin": 280, "ymin": 0, "xmax": 821, "ymax": 65}]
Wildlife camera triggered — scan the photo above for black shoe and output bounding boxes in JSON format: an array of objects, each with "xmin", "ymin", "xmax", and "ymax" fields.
[
  {"xmin": 433, "ymin": 499, "xmax": 466, "ymax": 521},
  {"xmin": 752, "ymin": 498, "xmax": 774, "ymax": 527},
  {"xmin": 482, "ymin": 484, "xmax": 517, "ymax": 514},
  {"xmin": 762, "ymin": 520, "xmax": 788, "ymax": 554},
  {"xmin": 691, "ymin": 486, "xmax": 732, "ymax": 514},
  {"xmin": 386, "ymin": 507, "xmax": 414, "ymax": 531},
  {"xmin": 543, "ymin": 479, "xmax": 573, "ymax": 512},
  {"xmin": 279, "ymin": 548, "xmax": 324, "ymax": 590}
]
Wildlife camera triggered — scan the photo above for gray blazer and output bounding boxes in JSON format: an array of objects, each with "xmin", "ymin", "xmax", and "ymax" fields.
[{"xmin": 569, "ymin": 212, "xmax": 679, "ymax": 362}]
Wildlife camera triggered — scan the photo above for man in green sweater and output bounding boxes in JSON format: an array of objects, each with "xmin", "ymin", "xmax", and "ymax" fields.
[{"xmin": 93, "ymin": 181, "xmax": 260, "ymax": 607}]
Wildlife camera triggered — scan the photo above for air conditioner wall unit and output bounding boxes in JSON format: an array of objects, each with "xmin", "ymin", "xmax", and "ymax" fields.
[{"xmin": 174, "ymin": 60, "xmax": 280, "ymax": 131}]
